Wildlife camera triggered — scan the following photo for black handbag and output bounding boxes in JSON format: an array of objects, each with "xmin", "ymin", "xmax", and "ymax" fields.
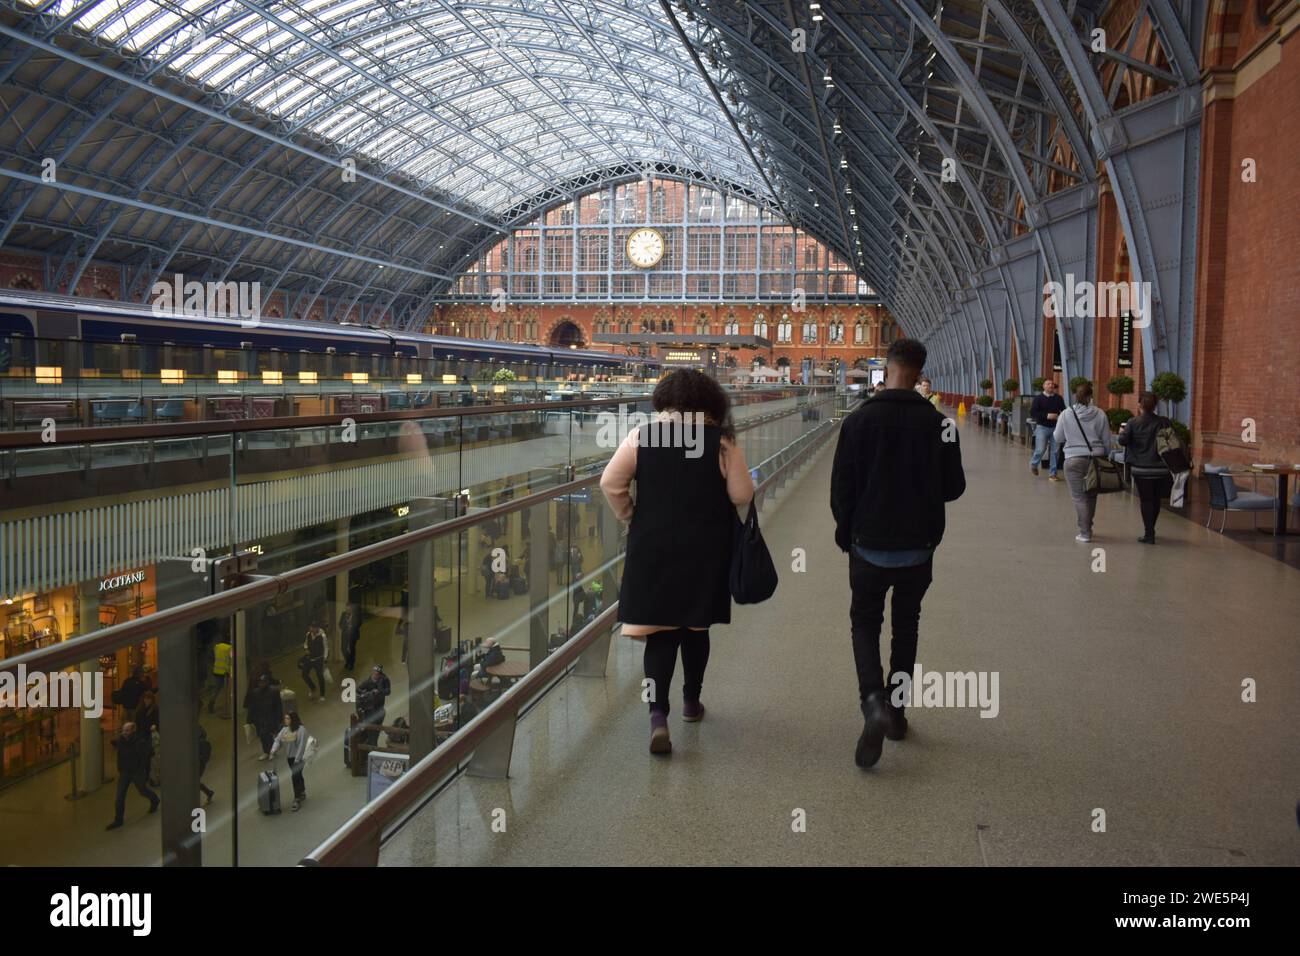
[{"xmin": 730, "ymin": 505, "xmax": 778, "ymax": 604}]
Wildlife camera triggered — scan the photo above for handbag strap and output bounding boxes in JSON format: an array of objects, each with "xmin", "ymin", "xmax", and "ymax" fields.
[{"xmin": 1070, "ymin": 406, "xmax": 1098, "ymax": 455}]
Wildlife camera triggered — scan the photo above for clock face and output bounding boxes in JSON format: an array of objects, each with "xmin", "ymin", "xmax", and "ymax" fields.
[{"xmin": 625, "ymin": 228, "xmax": 665, "ymax": 268}]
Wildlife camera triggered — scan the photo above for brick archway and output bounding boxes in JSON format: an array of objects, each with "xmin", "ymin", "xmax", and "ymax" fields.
[{"xmin": 546, "ymin": 318, "xmax": 586, "ymax": 348}]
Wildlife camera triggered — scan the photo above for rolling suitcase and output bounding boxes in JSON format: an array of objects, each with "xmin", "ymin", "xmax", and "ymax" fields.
[
  {"xmin": 494, "ymin": 579, "xmax": 510, "ymax": 600},
  {"xmin": 435, "ymin": 624, "xmax": 452, "ymax": 653},
  {"xmin": 511, "ymin": 576, "xmax": 528, "ymax": 595},
  {"xmin": 258, "ymin": 770, "xmax": 281, "ymax": 815}
]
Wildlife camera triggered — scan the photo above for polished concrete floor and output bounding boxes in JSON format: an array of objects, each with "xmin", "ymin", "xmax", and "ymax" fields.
[{"xmin": 382, "ymin": 419, "xmax": 1300, "ymax": 866}]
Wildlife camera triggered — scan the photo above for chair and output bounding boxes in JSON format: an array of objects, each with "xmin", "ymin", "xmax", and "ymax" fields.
[{"xmin": 1203, "ymin": 468, "xmax": 1274, "ymax": 532}]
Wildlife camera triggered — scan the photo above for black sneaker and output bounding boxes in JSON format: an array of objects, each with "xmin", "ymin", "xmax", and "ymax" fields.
[
  {"xmin": 105, "ymin": 820, "xmax": 123, "ymax": 831},
  {"xmin": 1138, "ymin": 535, "xmax": 1155, "ymax": 544},
  {"xmin": 884, "ymin": 704, "xmax": 908, "ymax": 741},
  {"xmin": 1031, "ymin": 465, "xmax": 1039, "ymax": 476},
  {"xmin": 855, "ymin": 693, "xmax": 888, "ymax": 769}
]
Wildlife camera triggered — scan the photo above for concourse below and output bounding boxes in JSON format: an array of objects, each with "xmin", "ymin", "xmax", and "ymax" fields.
[{"xmin": 381, "ymin": 423, "xmax": 1300, "ymax": 866}]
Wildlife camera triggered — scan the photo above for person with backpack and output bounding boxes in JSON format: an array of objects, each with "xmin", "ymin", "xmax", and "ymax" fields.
[
  {"xmin": 301, "ymin": 622, "xmax": 328, "ymax": 701},
  {"xmin": 599, "ymin": 369, "xmax": 755, "ymax": 755},
  {"xmin": 1053, "ymin": 382, "xmax": 1113, "ymax": 543},
  {"xmin": 1117, "ymin": 391, "xmax": 1175, "ymax": 543},
  {"xmin": 830, "ymin": 339, "xmax": 966, "ymax": 769}
]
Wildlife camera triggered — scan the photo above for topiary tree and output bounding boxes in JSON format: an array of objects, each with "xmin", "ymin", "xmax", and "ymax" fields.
[
  {"xmin": 1031, "ymin": 376, "xmax": 1046, "ymax": 393},
  {"xmin": 979, "ymin": 378, "xmax": 993, "ymax": 391},
  {"xmin": 999, "ymin": 397, "xmax": 1015, "ymax": 413},
  {"xmin": 1106, "ymin": 375, "xmax": 1134, "ymax": 396},
  {"xmin": 1169, "ymin": 419, "xmax": 1192, "ymax": 450},
  {"xmin": 1068, "ymin": 375, "xmax": 1092, "ymax": 395},
  {"xmin": 1002, "ymin": 378, "xmax": 1020, "ymax": 394},
  {"xmin": 1151, "ymin": 372, "xmax": 1187, "ymax": 417},
  {"xmin": 1105, "ymin": 407, "xmax": 1134, "ymax": 430},
  {"xmin": 976, "ymin": 394, "xmax": 994, "ymax": 406}
]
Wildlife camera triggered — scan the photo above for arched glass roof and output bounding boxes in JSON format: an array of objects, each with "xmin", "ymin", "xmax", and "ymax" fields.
[{"xmin": 31, "ymin": 0, "xmax": 765, "ymax": 214}]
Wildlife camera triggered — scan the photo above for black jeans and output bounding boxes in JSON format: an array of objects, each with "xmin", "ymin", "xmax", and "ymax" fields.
[
  {"xmin": 1134, "ymin": 474, "xmax": 1171, "ymax": 536},
  {"xmin": 112, "ymin": 770, "xmax": 158, "ymax": 823},
  {"xmin": 642, "ymin": 627, "xmax": 710, "ymax": 716},
  {"xmin": 288, "ymin": 760, "xmax": 306, "ymax": 799},
  {"xmin": 849, "ymin": 553, "xmax": 933, "ymax": 711},
  {"xmin": 302, "ymin": 659, "xmax": 326, "ymax": 695}
]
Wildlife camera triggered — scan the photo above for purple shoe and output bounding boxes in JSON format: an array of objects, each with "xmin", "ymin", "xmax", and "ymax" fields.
[
  {"xmin": 649, "ymin": 712, "xmax": 671, "ymax": 754},
  {"xmin": 682, "ymin": 700, "xmax": 706, "ymax": 723}
]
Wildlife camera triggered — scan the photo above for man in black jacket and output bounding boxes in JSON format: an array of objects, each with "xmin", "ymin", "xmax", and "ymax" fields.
[
  {"xmin": 830, "ymin": 338, "xmax": 966, "ymax": 769},
  {"xmin": 105, "ymin": 722, "xmax": 159, "ymax": 830}
]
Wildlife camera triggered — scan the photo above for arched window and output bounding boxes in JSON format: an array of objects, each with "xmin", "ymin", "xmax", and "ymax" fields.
[
  {"xmin": 801, "ymin": 319, "xmax": 817, "ymax": 343},
  {"xmin": 753, "ymin": 313, "xmax": 768, "ymax": 339},
  {"xmin": 854, "ymin": 320, "xmax": 867, "ymax": 344},
  {"xmin": 695, "ymin": 313, "xmax": 709, "ymax": 336},
  {"xmin": 723, "ymin": 312, "xmax": 739, "ymax": 336},
  {"xmin": 776, "ymin": 315, "xmax": 792, "ymax": 343}
]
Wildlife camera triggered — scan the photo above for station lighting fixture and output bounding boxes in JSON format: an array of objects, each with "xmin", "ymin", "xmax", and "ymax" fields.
[
  {"xmin": 218, "ymin": 369, "xmax": 239, "ymax": 384},
  {"xmin": 442, "ymin": 374, "xmax": 459, "ymax": 384},
  {"xmin": 35, "ymin": 366, "xmax": 62, "ymax": 384},
  {"xmin": 406, "ymin": 374, "xmax": 422, "ymax": 384},
  {"xmin": 348, "ymin": 372, "xmax": 369, "ymax": 384},
  {"xmin": 492, "ymin": 384, "xmax": 508, "ymax": 394},
  {"xmin": 161, "ymin": 369, "xmax": 185, "ymax": 385},
  {"xmin": 810, "ymin": 2, "xmax": 823, "ymax": 21},
  {"xmin": 262, "ymin": 370, "xmax": 283, "ymax": 385},
  {"xmin": 298, "ymin": 371, "xmax": 319, "ymax": 384}
]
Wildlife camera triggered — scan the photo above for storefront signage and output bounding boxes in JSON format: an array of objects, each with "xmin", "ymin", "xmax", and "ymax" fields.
[
  {"xmin": 366, "ymin": 751, "xmax": 409, "ymax": 802},
  {"xmin": 97, "ymin": 570, "xmax": 146, "ymax": 593}
]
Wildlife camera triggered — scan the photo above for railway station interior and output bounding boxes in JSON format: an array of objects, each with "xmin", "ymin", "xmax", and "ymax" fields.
[{"xmin": 0, "ymin": 0, "xmax": 1296, "ymax": 873}]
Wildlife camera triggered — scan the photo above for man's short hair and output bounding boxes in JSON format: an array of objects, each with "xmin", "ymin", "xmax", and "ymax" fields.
[{"xmin": 886, "ymin": 338, "xmax": 927, "ymax": 371}]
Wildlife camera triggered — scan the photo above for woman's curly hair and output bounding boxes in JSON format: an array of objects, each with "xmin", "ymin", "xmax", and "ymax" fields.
[{"xmin": 651, "ymin": 369, "xmax": 735, "ymax": 439}]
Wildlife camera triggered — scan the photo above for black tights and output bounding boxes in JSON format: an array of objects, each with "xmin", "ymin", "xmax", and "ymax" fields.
[
  {"xmin": 643, "ymin": 628, "xmax": 710, "ymax": 715},
  {"xmin": 1135, "ymin": 475, "xmax": 1170, "ymax": 537}
]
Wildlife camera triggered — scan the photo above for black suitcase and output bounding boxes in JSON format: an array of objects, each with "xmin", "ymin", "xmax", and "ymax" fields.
[
  {"xmin": 435, "ymin": 624, "xmax": 452, "ymax": 653},
  {"xmin": 258, "ymin": 770, "xmax": 281, "ymax": 814},
  {"xmin": 494, "ymin": 579, "xmax": 509, "ymax": 600},
  {"xmin": 511, "ymin": 576, "xmax": 528, "ymax": 595}
]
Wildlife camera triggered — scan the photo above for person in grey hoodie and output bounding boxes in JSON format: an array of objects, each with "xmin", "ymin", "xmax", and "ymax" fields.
[
  {"xmin": 269, "ymin": 711, "xmax": 315, "ymax": 812},
  {"xmin": 1053, "ymin": 382, "xmax": 1112, "ymax": 542}
]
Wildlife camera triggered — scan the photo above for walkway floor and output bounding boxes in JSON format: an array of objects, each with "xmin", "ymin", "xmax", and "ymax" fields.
[{"xmin": 383, "ymin": 419, "xmax": 1300, "ymax": 866}]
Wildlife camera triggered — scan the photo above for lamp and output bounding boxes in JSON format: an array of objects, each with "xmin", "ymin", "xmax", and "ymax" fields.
[
  {"xmin": 299, "ymin": 370, "xmax": 318, "ymax": 384},
  {"xmin": 35, "ymin": 366, "xmax": 62, "ymax": 385},
  {"xmin": 218, "ymin": 369, "xmax": 239, "ymax": 384},
  {"xmin": 262, "ymin": 370, "xmax": 283, "ymax": 385},
  {"xmin": 161, "ymin": 369, "xmax": 185, "ymax": 385},
  {"xmin": 406, "ymin": 374, "xmax": 422, "ymax": 384}
]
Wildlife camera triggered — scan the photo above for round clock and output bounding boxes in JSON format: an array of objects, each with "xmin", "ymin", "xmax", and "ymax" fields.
[{"xmin": 625, "ymin": 227, "xmax": 666, "ymax": 268}]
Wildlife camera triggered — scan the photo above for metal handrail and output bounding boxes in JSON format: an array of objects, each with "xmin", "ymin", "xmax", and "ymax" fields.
[
  {"xmin": 301, "ymin": 601, "xmax": 622, "ymax": 867},
  {"xmin": 0, "ymin": 386, "xmax": 824, "ymax": 449},
  {"xmin": 301, "ymin": 413, "xmax": 842, "ymax": 867},
  {"xmin": 0, "ymin": 395, "xmax": 836, "ymax": 676}
]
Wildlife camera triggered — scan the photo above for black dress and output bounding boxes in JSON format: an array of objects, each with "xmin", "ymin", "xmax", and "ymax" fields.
[{"xmin": 617, "ymin": 422, "xmax": 736, "ymax": 628}]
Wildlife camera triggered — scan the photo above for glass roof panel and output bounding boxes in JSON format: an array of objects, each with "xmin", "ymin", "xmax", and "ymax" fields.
[{"xmin": 19, "ymin": 0, "xmax": 766, "ymax": 216}]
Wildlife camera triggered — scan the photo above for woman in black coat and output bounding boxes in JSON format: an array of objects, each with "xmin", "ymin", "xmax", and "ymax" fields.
[
  {"xmin": 244, "ymin": 675, "xmax": 284, "ymax": 760},
  {"xmin": 599, "ymin": 370, "xmax": 755, "ymax": 755},
  {"xmin": 1116, "ymin": 391, "xmax": 1173, "ymax": 543}
]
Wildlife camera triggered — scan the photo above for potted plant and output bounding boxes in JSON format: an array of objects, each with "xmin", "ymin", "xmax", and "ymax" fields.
[
  {"xmin": 979, "ymin": 378, "xmax": 994, "ymax": 392},
  {"xmin": 975, "ymin": 393, "xmax": 993, "ymax": 427},
  {"xmin": 1106, "ymin": 374, "xmax": 1134, "ymax": 397},
  {"xmin": 1002, "ymin": 378, "xmax": 1019, "ymax": 394},
  {"xmin": 1105, "ymin": 407, "xmax": 1134, "ymax": 431},
  {"xmin": 1151, "ymin": 371, "xmax": 1187, "ymax": 419},
  {"xmin": 1068, "ymin": 375, "xmax": 1092, "ymax": 396}
]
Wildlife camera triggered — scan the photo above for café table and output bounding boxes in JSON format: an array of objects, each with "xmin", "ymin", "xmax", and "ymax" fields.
[
  {"xmin": 485, "ymin": 660, "xmax": 528, "ymax": 685},
  {"xmin": 1248, "ymin": 463, "xmax": 1300, "ymax": 536}
]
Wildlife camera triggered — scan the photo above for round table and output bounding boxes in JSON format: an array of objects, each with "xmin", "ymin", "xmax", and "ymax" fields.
[
  {"xmin": 1248, "ymin": 464, "xmax": 1300, "ymax": 536},
  {"xmin": 485, "ymin": 661, "xmax": 528, "ymax": 682}
]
